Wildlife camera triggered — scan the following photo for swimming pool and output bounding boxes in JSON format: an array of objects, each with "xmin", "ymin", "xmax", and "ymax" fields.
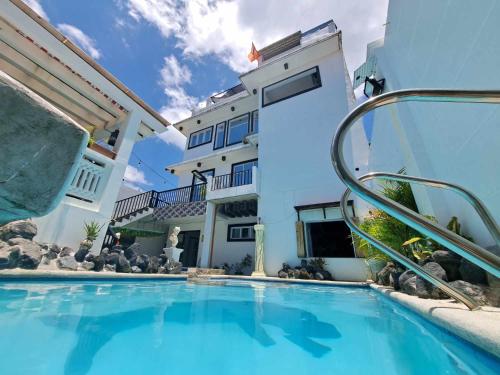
[{"xmin": 0, "ymin": 279, "xmax": 498, "ymax": 374}]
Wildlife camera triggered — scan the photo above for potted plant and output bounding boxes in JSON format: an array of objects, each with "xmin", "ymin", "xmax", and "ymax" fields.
[{"xmin": 82, "ymin": 221, "xmax": 105, "ymax": 251}]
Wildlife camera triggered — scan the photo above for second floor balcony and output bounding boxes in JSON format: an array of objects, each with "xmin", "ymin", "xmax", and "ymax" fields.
[{"xmin": 207, "ymin": 166, "xmax": 258, "ymax": 202}]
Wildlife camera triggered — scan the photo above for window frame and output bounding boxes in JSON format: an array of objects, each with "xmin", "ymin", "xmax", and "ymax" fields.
[
  {"xmin": 213, "ymin": 121, "xmax": 227, "ymax": 150},
  {"xmin": 261, "ymin": 66, "xmax": 322, "ymax": 107},
  {"xmin": 231, "ymin": 158, "xmax": 258, "ymax": 187},
  {"xmin": 225, "ymin": 113, "xmax": 250, "ymax": 147},
  {"xmin": 187, "ymin": 126, "xmax": 213, "ymax": 149},
  {"xmin": 227, "ymin": 223, "xmax": 257, "ymax": 242}
]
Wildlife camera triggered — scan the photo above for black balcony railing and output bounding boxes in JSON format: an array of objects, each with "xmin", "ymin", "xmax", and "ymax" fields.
[
  {"xmin": 111, "ymin": 183, "xmax": 206, "ymax": 222},
  {"xmin": 211, "ymin": 170, "xmax": 253, "ymax": 190}
]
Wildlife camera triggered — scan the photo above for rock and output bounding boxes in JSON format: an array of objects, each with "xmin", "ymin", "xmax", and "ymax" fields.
[
  {"xmin": 146, "ymin": 256, "xmax": 160, "ymax": 273},
  {"xmin": 131, "ymin": 266, "xmax": 142, "ymax": 273},
  {"xmin": 136, "ymin": 255, "xmax": 150, "ymax": 272},
  {"xmin": 288, "ymin": 269, "xmax": 300, "ymax": 279},
  {"xmin": 0, "ymin": 220, "xmax": 37, "ymax": 241},
  {"xmin": 314, "ymin": 270, "xmax": 333, "ymax": 281},
  {"xmin": 0, "ymin": 246, "xmax": 20, "ymax": 269},
  {"xmin": 281, "ymin": 263, "xmax": 291, "ymax": 272},
  {"xmin": 7, "ymin": 238, "xmax": 42, "ymax": 269},
  {"xmin": 377, "ymin": 262, "xmax": 396, "ymax": 286},
  {"xmin": 81, "ymin": 261, "xmax": 95, "ymax": 271},
  {"xmin": 298, "ymin": 268, "xmax": 311, "ymax": 279},
  {"xmin": 416, "ymin": 262, "xmax": 448, "ymax": 299},
  {"xmin": 159, "ymin": 254, "xmax": 168, "ymax": 266},
  {"xmin": 431, "ymin": 250, "xmax": 462, "ymax": 281},
  {"xmin": 92, "ymin": 256, "xmax": 105, "ymax": 272},
  {"xmin": 390, "ymin": 270, "xmax": 404, "ymax": 290},
  {"xmin": 116, "ymin": 255, "xmax": 131, "ymax": 273},
  {"xmin": 124, "ymin": 243, "xmax": 141, "ymax": 260},
  {"xmin": 60, "ymin": 247, "xmax": 74, "ymax": 257},
  {"xmin": 165, "ymin": 259, "xmax": 182, "ymax": 274},
  {"xmin": 459, "ymin": 259, "xmax": 487, "ymax": 285},
  {"xmin": 278, "ymin": 270, "xmax": 288, "ymax": 278},
  {"xmin": 401, "ymin": 276, "xmax": 418, "ymax": 295},
  {"xmin": 110, "ymin": 245, "xmax": 123, "ymax": 254},
  {"xmin": 74, "ymin": 247, "xmax": 89, "ymax": 262},
  {"xmin": 448, "ymin": 280, "xmax": 488, "ymax": 306},
  {"xmin": 105, "ymin": 253, "xmax": 120, "ymax": 266},
  {"xmin": 40, "ymin": 243, "xmax": 60, "ymax": 261},
  {"xmin": 101, "ymin": 248, "xmax": 110, "ymax": 256},
  {"xmin": 104, "ymin": 264, "xmax": 116, "ymax": 272},
  {"xmin": 399, "ymin": 270, "xmax": 416, "ymax": 287},
  {"xmin": 84, "ymin": 253, "xmax": 95, "ymax": 262},
  {"xmin": 57, "ymin": 256, "xmax": 78, "ymax": 271}
]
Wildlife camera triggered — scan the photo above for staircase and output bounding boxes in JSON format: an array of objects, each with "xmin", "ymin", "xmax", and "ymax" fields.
[
  {"xmin": 332, "ymin": 88, "xmax": 500, "ymax": 310},
  {"xmin": 111, "ymin": 183, "xmax": 207, "ymax": 226}
]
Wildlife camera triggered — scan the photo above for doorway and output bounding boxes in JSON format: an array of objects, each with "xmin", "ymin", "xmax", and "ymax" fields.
[{"xmin": 177, "ymin": 230, "xmax": 200, "ymax": 267}]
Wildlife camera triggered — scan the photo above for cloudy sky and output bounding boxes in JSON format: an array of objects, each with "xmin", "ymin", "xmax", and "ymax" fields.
[{"xmin": 24, "ymin": 0, "xmax": 388, "ymax": 191}]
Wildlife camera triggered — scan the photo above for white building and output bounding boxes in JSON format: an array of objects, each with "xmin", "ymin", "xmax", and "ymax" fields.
[
  {"xmin": 0, "ymin": 0, "xmax": 170, "ymax": 250},
  {"xmin": 355, "ymin": 0, "xmax": 500, "ymax": 250},
  {"xmin": 114, "ymin": 21, "xmax": 368, "ymax": 281}
]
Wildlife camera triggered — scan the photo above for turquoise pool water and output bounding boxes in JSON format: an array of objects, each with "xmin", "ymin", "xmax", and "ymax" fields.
[{"xmin": 0, "ymin": 279, "xmax": 498, "ymax": 375}]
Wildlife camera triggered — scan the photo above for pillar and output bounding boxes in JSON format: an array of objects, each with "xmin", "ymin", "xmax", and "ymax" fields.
[
  {"xmin": 252, "ymin": 224, "xmax": 266, "ymax": 276},
  {"xmin": 199, "ymin": 201, "xmax": 216, "ymax": 268}
]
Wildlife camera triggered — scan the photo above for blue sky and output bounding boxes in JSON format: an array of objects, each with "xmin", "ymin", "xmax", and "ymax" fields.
[{"xmin": 24, "ymin": 0, "xmax": 387, "ymax": 191}]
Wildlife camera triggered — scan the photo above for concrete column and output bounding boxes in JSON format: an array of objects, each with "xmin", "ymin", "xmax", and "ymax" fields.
[
  {"xmin": 199, "ymin": 201, "xmax": 217, "ymax": 268},
  {"xmin": 252, "ymin": 224, "xmax": 266, "ymax": 276}
]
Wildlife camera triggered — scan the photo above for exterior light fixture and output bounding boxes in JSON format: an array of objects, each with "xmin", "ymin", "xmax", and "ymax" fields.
[
  {"xmin": 191, "ymin": 170, "xmax": 207, "ymax": 183},
  {"xmin": 197, "ymin": 162, "xmax": 202, "ymax": 168},
  {"xmin": 221, "ymin": 156, "xmax": 226, "ymax": 161},
  {"xmin": 107, "ymin": 129, "xmax": 119, "ymax": 146},
  {"xmin": 197, "ymin": 119, "xmax": 201, "ymax": 124},
  {"xmin": 252, "ymin": 89, "xmax": 257, "ymax": 95},
  {"xmin": 363, "ymin": 75, "xmax": 385, "ymax": 98},
  {"xmin": 179, "ymin": 126, "xmax": 183, "ymax": 131},
  {"xmin": 284, "ymin": 62, "xmax": 289, "ymax": 70},
  {"xmin": 231, "ymin": 106, "xmax": 235, "ymax": 111},
  {"xmin": 170, "ymin": 169, "xmax": 175, "ymax": 174}
]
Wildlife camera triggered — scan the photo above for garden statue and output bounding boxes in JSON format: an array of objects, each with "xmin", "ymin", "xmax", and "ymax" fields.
[
  {"xmin": 164, "ymin": 226, "xmax": 183, "ymax": 263},
  {"xmin": 168, "ymin": 226, "xmax": 181, "ymax": 248}
]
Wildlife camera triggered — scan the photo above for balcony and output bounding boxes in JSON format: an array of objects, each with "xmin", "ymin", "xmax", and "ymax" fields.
[{"xmin": 207, "ymin": 166, "xmax": 258, "ymax": 201}]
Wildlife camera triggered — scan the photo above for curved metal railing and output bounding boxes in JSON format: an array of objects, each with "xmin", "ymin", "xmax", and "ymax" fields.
[{"xmin": 331, "ymin": 89, "xmax": 500, "ymax": 310}]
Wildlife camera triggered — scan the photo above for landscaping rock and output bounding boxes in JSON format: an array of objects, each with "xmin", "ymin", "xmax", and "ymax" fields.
[
  {"xmin": 159, "ymin": 254, "xmax": 168, "ymax": 266},
  {"xmin": 377, "ymin": 262, "xmax": 396, "ymax": 286},
  {"xmin": 390, "ymin": 270, "xmax": 404, "ymax": 290},
  {"xmin": 40, "ymin": 243, "xmax": 60, "ymax": 261},
  {"xmin": 60, "ymin": 247, "xmax": 74, "ymax": 257},
  {"xmin": 399, "ymin": 270, "xmax": 416, "ymax": 287},
  {"xmin": 131, "ymin": 266, "xmax": 142, "ymax": 273},
  {"xmin": 124, "ymin": 243, "xmax": 141, "ymax": 260},
  {"xmin": 0, "ymin": 246, "xmax": 19, "ymax": 269},
  {"xmin": 431, "ymin": 250, "xmax": 462, "ymax": 281},
  {"xmin": 147, "ymin": 256, "xmax": 160, "ymax": 273},
  {"xmin": 81, "ymin": 261, "xmax": 95, "ymax": 271},
  {"xmin": 101, "ymin": 248, "xmax": 110, "ymax": 256},
  {"xmin": 401, "ymin": 275, "xmax": 418, "ymax": 295},
  {"xmin": 314, "ymin": 270, "xmax": 333, "ymax": 281},
  {"xmin": 116, "ymin": 255, "xmax": 131, "ymax": 273},
  {"xmin": 165, "ymin": 259, "xmax": 182, "ymax": 274},
  {"xmin": 448, "ymin": 280, "xmax": 488, "ymax": 306},
  {"xmin": 7, "ymin": 238, "xmax": 42, "ymax": 269},
  {"xmin": 105, "ymin": 253, "xmax": 120, "ymax": 266},
  {"xmin": 416, "ymin": 262, "xmax": 448, "ymax": 299},
  {"xmin": 0, "ymin": 220, "xmax": 37, "ymax": 241},
  {"xmin": 110, "ymin": 245, "xmax": 123, "ymax": 254},
  {"xmin": 92, "ymin": 255, "xmax": 105, "ymax": 272},
  {"xmin": 459, "ymin": 259, "xmax": 487, "ymax": 285},
  {"xmin": 74, "ymin": 246, "xmax": 90, "ymax": 262},
  {"xmin": 57, "ymin": 256, "xmax": 78, "ymax": 271},
  {"xmin": 104, "ymin": 264, "xmax": 116, "ymax": 272},
  {"xmin": 278, "ymin": 270, "xmax": 288, "ymax": 278},
  {"xmin": 298, "ymin": 268, "xmax": 311, "ymax": 279}
]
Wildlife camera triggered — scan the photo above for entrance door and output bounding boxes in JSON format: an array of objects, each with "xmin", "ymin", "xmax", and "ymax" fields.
[{"xmin": 177, "ymin": 230, "xmax": 200, "ymax": 267}]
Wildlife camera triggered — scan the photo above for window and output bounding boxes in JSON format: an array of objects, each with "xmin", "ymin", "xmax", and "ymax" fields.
[
  {"xmin": 228, "ymin": 223, "xmax": 256, "ymax": 241},
  {"xmin": 250, "ymin": 110, "xmax": 259, "ymax": 134},
  {"xmin": 305, "ymin": 221, "xmax": 355, "ymax": 258},
  {"xmin": 213, "ymin": 122, "xmax": 226, "ymax": 150},
  {"xmin": 188, "ymin": 126, "xmax": 213, "ymax": 149},
  {"xmin": 262, "ymin": 66, "xmax": 322, "ymax": 107},
  {"xmin": 226, "ymin": 114, "xmax": 249, "ymax": 146},
  {"xmin": 232, "ymin": 159, "xmax": 257, "ymax": 186}
]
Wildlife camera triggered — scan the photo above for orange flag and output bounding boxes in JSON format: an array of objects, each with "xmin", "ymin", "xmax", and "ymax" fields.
[{"xmin": 248, "ymin": 42, "xmax": 261, "ymax": 62}]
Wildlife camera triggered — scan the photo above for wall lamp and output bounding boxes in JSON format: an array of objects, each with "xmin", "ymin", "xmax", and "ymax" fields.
[{"xmin": 363, "ymin": 75, "xmax": 385, "ymax": 98}]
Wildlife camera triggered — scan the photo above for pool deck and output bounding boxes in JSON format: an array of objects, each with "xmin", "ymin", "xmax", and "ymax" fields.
[
  {"xmin": 0, "ymin": 269, "xmax": 188, "ymax": 280},
  {"xmin": 370, "ymin": 284, "xmax": 500, "ymax": 358}
]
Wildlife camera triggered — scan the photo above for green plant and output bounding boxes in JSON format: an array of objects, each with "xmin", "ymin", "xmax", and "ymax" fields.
[
  {"xmin": 84, "ymin": 221, "xmax": 105, "ymax": 241},
  {"xmin": 87, "ymin": 137, "xmax": 96, "ymax": 147},
  {"xmin": 402, "ymin": 237, "xmax": 433, "ymax": 262},
  {"xmin": 308, "ymin": 258, "xmax": 327, "ymax": 271},
  {"xmin": 447, "ymin": 216, "xmax": 474, "ymax": 242}
]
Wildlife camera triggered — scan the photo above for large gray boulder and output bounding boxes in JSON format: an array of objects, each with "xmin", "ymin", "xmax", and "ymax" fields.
[
  {"xmin": 0, "ymin": 71, "xmax": 89, "ymax": 223},
  {"xmin": 416, "ymin": 262, "xmax": 449, "ymax": 299},
  {"xmin": 57, "ymin": 256, "xmax": 78, "ymax": 271},
  {"xmin": 0, "ymin": 220, "xmax": 37, "ymax": 241},
  {"xmin": 459, "ymin": 259, "xmax": 488, "ymax": 285},
  {"xmin": 0, "ymin": 246, "xmax": 19, "ymax": 269},
  {"xmin": 116, "ymin": 255, "xmax": 131, "ymax": 273},
  {"xmin": 377, "ymin": 262, "xmax": 396, "ymax": 286},
  {"xmin": 7, "ymin": 238, "xmax": 42, "ymax": 269},
  {"xmin": 431, "ymin": 250, "xmax": 462, "ymax": 281},
  {"xmin": 124, "ymin": 243, "xmax": 141, "ymax": 260},
  {"xmin": 448, "ymin": 280, "xmax": 488, "ymax": 306}
]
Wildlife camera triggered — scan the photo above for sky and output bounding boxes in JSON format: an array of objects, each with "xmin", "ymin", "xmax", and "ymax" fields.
[{"xmin": 23, "ymin": 0, "xmax": 388, "ymax": 191}]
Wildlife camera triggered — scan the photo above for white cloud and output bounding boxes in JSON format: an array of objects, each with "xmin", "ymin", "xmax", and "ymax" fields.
[
  {"xmin": 57, "ymin": 23, "xmax": 102, "ymax": 60},
  {"xmin": 158, "ymin": 55, "xmax": 200, "ymax": 123},
  {"xmin": 124, "ymin": 165, "xmax": 152, "ymax": 187},
  {"xmin": 22, "ymin": 0, "xmax": 49, "ymax": 20},
  {"xmin": 124, "ymin": 0, "xmax": 389, "ymax": 75},
  {"xmin": 157, "ymin": 126, "xmax": 187, "ymax": 150}
]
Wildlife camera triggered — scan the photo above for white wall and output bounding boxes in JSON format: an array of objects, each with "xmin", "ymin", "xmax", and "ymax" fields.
[
  {"xmin": 135, "ymin": 235, "xmax": 166, "ymax": 256},
  {"xmin": 258, "ymin": 48, "xmax": 364, "ymax": 279},
  {"xmin": 368, "ymin": 0, "xmax": 500, "ymax": 247}
]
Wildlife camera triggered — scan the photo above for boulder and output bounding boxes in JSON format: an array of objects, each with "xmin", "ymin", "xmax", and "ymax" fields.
[
  {"xmin": 0, "ymin": 246, "xmax": 19, "ymax": 269},
  {"xmin": 0, "ymin": 220, "xmax": 37, "ymax": 241},
  {"xmin": 110, "ymin": 245, "xmax": 123, "ymax": 254},
  {"xmin": 105, "ymin": 253, "xmax": 120, "ymax": 266},
  {"xmin": 314, "ymin": 270, "xmax": 333, "ymax": 281},
  {"xmin": 101, "ymin": 248, "xmax": 110, "ymax": 256},
  {"xmin": 399, "ymin": 270, "xmax": 416, "ymax": 287},
  {"xmin": 278, "ymin": 270, "xmax": 289, "ymax": 278},
  {"xmin": 40, "ymin": 243, "xmax": 60, "ymax": 261},
  {"xmin": 165, "ymin": 259, "xmax": 182, "ymax": 274},
  {"xmin": 298, "ymin": 268, "xmax": 311, "ymax": 279},
  {"xmin": 74, "ymin": 246, "xmax": 90, "ymax": 262},
  {"xmin": 104, "ymin": 264, "xmax": 116, "ymax": 272},
  {"xmin": 281, "ymin": 263, "xmax": 291, "ymax": 272},
  {"xmin": 81, "ymin": 261, "xmax": 95, "ymax": 271},
  {"xmin": 390, "ymin": 270, "xmax": 404, "ymax": 290},
  {"xmin": 448, "ymin": 280, "xmax": 488, "ymax": 306},
  {"xmin": 60, "ymin": 247, "xmax": 74, "ymax": 257},
  {"xmin": 57, "ymin": 256, "xmax": 78, "ymax": 271},
  {"xmin": 131, "ymin": 266, "xmax": 142, "ymax": 273},
  {"xmin": 116, "ymin": 255, "xmax": 131, "ymax": 273},
  {"xmin": 431, "ymin": 250, "xmax": 462, "ymax": 281},
  {"xmin": 146, "ymin": 256, "xmax": 160, "ymax": 273},
  {"xmin": 401, "ymin": 275, "xmax": 418, "ymax": 295},
  {"xmin": 92, "ymin": 256, "xmax": 105, "ymax": 272},
  {"xmin": 377, "ymin": 262, "xmax": 396, "ymax": 286},
  {"xmin": 416, "ymin": 262, "xmax": 448, "ymax": 299},
  {"xmin": 288, "ymin": 269, "xmax": 301, "ymax": 279},
  {"xmin": 159, "ymin": 254, "xmax": 168, "ymax": 266},
  {"xmin": 7, "ymin": 238, "xmax": 42, "ymax": 269},
  {"xmin": 459, "ymin": 259, "xmax": 487, "ymax": 285},
  {"xmin": 124, "ymin": 243, "xmax": 141, "ymax": 260}
]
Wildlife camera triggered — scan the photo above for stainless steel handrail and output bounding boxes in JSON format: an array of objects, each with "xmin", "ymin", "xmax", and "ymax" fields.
[{"xmin": 331, "ymin": 89, "xmax": 500, "ymax": 279}]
